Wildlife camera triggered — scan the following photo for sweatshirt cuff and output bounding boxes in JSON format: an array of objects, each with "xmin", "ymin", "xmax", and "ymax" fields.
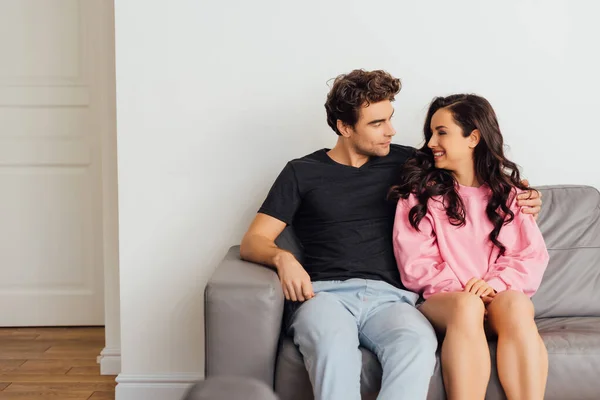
[{"xmin": 487, "ymin": 277, "xmax": 507, "ymax": 293}]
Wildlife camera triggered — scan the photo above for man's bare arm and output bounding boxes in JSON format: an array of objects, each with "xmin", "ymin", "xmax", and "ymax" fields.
[
  {"xmin": 240, "ymin": 213, "xmax": 288, "ymax": 267},
  {"xmin": 240, "ymin": 213, "xmax": 314, "ymax": 302}
]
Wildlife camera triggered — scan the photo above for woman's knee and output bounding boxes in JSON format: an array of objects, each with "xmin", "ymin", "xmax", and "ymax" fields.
[
  {"xmin": 448, "ymin": 292, "xmax": 486, "ymax": 324},
  {"xmin": 488, "ymin": 291, "xmax": 534, "ymax": 319},
  {"xmin": 488, "ymin": 290, "xmax": 535, "ymax": 331}
]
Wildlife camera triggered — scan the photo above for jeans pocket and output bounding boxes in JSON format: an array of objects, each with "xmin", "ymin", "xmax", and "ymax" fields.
[
  {"xmin": 311, "ymin": 280, "xmax": 343, "ymax": 292},
  {"xmin": 397, "ymin": 289, "xmax": 420, "ymax": 306}
]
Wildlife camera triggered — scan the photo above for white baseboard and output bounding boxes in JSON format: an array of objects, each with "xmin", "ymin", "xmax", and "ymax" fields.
[
  {"xmin": 98, "ymin": 347, "xmax": 122, "ymax": 375},
  {"xmin": 115, "ymin": 373, "xmax": 203, "ymax": 400}
]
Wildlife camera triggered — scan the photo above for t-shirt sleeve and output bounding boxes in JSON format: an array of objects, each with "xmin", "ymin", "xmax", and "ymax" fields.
[{"xmin": 258, "ymin": 162, "xmax": 301, "ymax": 225}]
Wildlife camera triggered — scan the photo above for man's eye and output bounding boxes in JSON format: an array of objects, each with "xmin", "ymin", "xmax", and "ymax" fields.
[
  {"xmin": 373, "ymin": 123, "xmax": 381, "ymax": 127},
  {"xmin": 438, "ymin": 131, "xmax": 446, "ymax": 135}
]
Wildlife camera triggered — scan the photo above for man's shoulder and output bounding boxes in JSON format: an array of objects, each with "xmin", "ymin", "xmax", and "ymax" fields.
[
  {"xmin": 283, "ymin": 145, "xmax": 416, "ymax": 169},
  {"xmin": 388, "ymin": 143, "xmax": 416, "ymax": 160},
  {"xmin": 287, "ymin": 148, "xmax": 329, "ymax": 168},
  {"xmin": 291, "ymin": 148, "xmax": 328, "ymax": 161}
]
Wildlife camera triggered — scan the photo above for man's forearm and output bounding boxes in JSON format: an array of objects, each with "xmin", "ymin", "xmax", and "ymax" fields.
[{"xmin": 240, "ymin": 234, "xmax": 293, "ymax": 271}]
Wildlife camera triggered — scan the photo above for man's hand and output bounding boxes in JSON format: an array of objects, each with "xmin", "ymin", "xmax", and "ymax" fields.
[
  {"xmin": 518, "ymin": 179, "xmax": 542, "ymax": 220},
  {"xmin": 274, "ymin": 251, "xmax": 314, "ymax": 302},
  {"xmin": 464, "ymin": 277, "xmax": 495, "ymax": 297}
]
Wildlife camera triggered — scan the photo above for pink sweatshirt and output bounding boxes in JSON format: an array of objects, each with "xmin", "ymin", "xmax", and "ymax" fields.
[{"xmin": 392, "ymin": 184, "xmax": 549, "ymax": 299}]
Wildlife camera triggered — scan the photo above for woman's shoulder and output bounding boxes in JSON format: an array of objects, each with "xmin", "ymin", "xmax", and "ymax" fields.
[
  {"xmin": 396, "ymin": 192, "xmax": 419, "ymax": 209},
  {"xmin": 396, "ymin": 191, "xmax": 445, "ymax": 212}
]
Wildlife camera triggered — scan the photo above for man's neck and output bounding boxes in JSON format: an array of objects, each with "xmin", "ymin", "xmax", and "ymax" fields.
[{"xmin": 327, "ymin": 138, "xmax": 370, "ymax": 168}]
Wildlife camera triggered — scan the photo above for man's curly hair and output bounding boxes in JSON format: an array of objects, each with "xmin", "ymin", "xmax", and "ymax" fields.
[{"xmin": 324, "ymin": 69, "xmax": 401, "ymax": 136}]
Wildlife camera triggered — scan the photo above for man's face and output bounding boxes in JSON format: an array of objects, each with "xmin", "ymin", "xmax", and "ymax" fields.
[{"xmin": 347, "ymin": 100, "xmax": 396, "ymax": 157}]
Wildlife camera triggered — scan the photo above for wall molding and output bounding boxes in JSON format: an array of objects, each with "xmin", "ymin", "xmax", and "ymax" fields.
[
  {"xmin": 98, "ymin": 346, "xmax": 121, "ymax": 375},
  {"xmin": 115, "ymin": 373, "xmax": 203, "ymax": 400}
]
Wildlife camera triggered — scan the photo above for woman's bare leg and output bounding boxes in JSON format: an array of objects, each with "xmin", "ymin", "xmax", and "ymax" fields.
[
  {"xmin": 486, "ymin": 290, "xmax": 548, "ymax": 400},
  {"xmin": 420, "ymin": 292, "xmax": 490, "ymax": 400}
]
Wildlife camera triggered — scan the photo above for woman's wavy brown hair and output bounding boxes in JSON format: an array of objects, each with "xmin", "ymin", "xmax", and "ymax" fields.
[
  {"xmin": 325, "ymin": 69, "xmax": 401, "ymax": 135},
  {"xmin": 388, "ymin": 94, "xmax": 533, "ymax": 256}
]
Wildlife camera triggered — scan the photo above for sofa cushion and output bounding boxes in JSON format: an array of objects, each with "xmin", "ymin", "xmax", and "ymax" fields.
[
  {"xmin": 534, "ymin": 186, "xmax": 600, "ymax": 317},
  {"xmin": 274, "ymin": 338, "xmax": 385, "ymax": 400},
  {"xmin": 535, "ymin": 317, "xmax": 600, "ymax": 400},
  {"xmin": 183, "ymin": 376, "xmax": 279, "ymax": 400},
  {"xmin": 275, "ymin": 317, "xmax": 600, "ymax": 400}
]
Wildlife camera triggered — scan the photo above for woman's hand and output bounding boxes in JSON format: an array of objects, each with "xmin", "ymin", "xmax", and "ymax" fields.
[
  {"xmin": 481, "ymin": 292, "xmax": 496, "ymax": 305},
  {"xmin": 464, "ymin": 277, "xmax": 496, "ymax": 297}
]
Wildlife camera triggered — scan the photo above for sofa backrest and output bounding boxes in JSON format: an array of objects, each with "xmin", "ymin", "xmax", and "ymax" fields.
[
  {"xmin": 533, "ymin": 185, "xmax": 600, "ymax": 317},
  {"xmin": 276, "ymin": 184, "xmax": 600, "ymax": 318},
  {"xmin": 275, "ymin": 227, "xmax": 304, "ymax": 264}
]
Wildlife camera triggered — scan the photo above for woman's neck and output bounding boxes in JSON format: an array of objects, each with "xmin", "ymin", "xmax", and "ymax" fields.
[{"xmin": 453, "ymin": 165, "xmax": 481, "ymax": 187}]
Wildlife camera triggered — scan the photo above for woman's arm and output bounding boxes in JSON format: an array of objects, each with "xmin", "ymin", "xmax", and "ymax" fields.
[
  {"xmin": 484, "ymin": 194, "xmax": 550, "ymax": 297},
  {"xmin": 393, "ymin": 196, "xmax": 463, "ymax": 299}
]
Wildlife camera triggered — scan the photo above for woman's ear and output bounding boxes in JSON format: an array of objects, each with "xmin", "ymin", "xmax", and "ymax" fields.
[{"xmin": 469, "ymin": 129, "xmax": 481, "ymax": 148}]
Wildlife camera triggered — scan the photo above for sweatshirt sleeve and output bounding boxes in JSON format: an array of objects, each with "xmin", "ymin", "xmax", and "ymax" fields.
[
  {"xmin": 484, "ymin": 192, "xmax": 550, "ymax": 297},
  {"xmin": 393, "ymin": 195, "xmax": 463, "ymax": 299}
]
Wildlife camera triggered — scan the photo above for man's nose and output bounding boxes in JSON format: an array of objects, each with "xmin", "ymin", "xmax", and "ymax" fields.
[{"xmin": 387, "ymin": 121, "xmax": 396, "ymax": 137}]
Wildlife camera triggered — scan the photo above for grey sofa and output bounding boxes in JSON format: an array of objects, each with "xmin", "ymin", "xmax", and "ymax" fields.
[
  {"xmin": 205, "ymin": 185, "xmax": 600, "ymax": 399},
  {"xmin": 182, "ymin": 376, "xmax": 279, "ymax": 400}
]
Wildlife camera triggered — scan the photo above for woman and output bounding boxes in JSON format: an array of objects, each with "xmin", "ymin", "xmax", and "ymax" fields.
[{"xmin": 389, "ymin": 94, "xmax": 549, "ymax": 400}]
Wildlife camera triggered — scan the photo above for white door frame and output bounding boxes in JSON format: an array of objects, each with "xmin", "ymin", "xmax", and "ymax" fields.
[{"xmin": 94, "ymin": 0, "xmax": 121, "ymax": 376}]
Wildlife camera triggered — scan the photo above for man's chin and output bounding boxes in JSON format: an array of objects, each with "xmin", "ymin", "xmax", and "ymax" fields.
[
  {"xmin": 374, "ymin": 146, "xmax": 391, "ymax": 157},
  {"xmin": 358, "ymin": 145, "xmax": 390, "ymax": 158}
]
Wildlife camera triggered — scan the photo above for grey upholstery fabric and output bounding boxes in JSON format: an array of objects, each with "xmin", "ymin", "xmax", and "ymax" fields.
[
  {"xmin": 182, "ymin": 376, "xmax": 279, "ymax": 400},
  {"xmin": 533, "ymin": 186, "xmax": 600, "ymax": 318},
  {"xmin": 275, "ymin": 226, "xmax": 304, "ymax": 264},
  {"xmin": 275, "ymin": 339, "xmax": 385, "ymax": 400},
  {"xmin": 275, "ymin": 317, "xmax": 600, "ymax": 400},
  {"xmin": 205, "ymin": 185, "xmax": 600, "ymax": 399},
  {"xmin": 204, "ymin": 246, "xmax": 284, "ymax": 386}
]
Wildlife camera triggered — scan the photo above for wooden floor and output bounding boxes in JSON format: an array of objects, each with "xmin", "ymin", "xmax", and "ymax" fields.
[{"xmin": 0, "ymin": 327, "xmax": 116, "ymax": 399}]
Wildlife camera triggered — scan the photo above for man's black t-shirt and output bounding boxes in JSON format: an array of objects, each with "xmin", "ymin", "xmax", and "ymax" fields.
[{"xmin": 259, "ymin": 144, "xmax": 416, "ymax": 289}]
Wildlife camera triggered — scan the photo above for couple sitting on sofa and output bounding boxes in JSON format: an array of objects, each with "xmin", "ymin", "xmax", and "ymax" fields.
[{"xmin": 240, "ymin": 69, "xmax": 547, "ymax": 400}]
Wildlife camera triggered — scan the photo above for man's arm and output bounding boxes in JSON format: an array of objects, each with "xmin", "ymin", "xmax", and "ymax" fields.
[
  {"xmin": 240, "ymin": 213, "xmax": 314, "ymax": 302},
  {"xmin": 240, "ymin": 213, "xmax": 288, "ymax": 267}
]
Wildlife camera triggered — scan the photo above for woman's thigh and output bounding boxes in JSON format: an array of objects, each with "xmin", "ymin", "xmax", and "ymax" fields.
[{"xmin": 419, "ymin": 292, "xmax": 486, "ymax": 334}]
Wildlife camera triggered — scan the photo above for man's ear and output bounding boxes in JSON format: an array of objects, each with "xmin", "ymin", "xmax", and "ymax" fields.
[
  {"xmin": 469, "ymin": 129, "xmax": 481, "ymax": 148},
  {"xmin": 337, "ymin": 120, "xmax": 353, "ymax": 138}
]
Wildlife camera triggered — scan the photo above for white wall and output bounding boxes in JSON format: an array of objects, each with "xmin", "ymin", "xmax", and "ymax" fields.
[{"xmin": 114, "ymin": 0, "xmax": 600, "ymax": 396}]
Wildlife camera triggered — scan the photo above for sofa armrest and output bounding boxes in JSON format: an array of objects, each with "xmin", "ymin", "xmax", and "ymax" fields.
[{"xmin": 204, "ymin": 245, "xmax": 284, "ymax": 388}]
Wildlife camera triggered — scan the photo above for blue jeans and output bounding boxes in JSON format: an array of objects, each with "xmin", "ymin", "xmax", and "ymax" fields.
[{"xmin": 287, "ymin": 279, "xmax": 437, "ymax": 400}]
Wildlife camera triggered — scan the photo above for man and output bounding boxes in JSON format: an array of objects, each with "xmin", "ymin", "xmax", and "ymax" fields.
[{"xmin": 240, "ymin": 69, "xmax": 541, "ymax": 400}]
